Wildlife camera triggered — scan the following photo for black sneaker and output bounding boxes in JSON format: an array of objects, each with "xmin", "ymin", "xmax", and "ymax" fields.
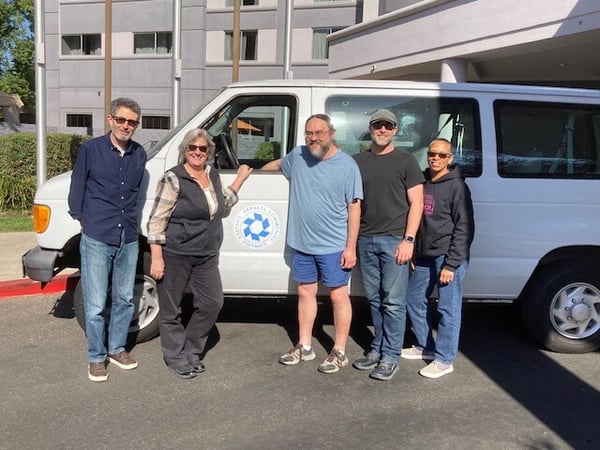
[
  {"xmin": 169, "ymin": 364, "xmax": 197, "ymax": 379},
  {"xmin": 352, "ymin": 351, "xmax": 380, "ymax": 370},
  {"xmin": 189, "ymin": 358, "xmax": 206, "ymax": 373},
  {"xmin": 369, "ymin": 361, "xmax": 398, "ymax": 381}
]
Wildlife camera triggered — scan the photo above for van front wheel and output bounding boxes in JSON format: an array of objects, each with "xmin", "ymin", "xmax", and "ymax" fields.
[
  {"xmin": 73, "ymin": 272, "xmax": 160, "ymax": 344},
  {"xmin": 522, "ymin": 263, "xmax": 600, "ymax": 353}
]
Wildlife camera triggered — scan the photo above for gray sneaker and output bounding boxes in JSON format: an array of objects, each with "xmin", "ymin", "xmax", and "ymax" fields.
[
  {"xmin": 352, "ymin": 350, "xmax": 380, "ymax": 370},
  {"xmin": 318, "ymin": 349, "xmax": 349, "ymax": 374},
  {"xmin": 279, "ymin": 344, "xmax": 316, "ymax": 365},
  {"xmin": 369, "ymin": 361, "xmax": 398, "ymax": 381}
]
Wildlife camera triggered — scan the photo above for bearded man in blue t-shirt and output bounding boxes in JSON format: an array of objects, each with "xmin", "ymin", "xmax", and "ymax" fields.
[{"xmin": 262, "ymin": 113, "xmax": 363, "ymax": 374}]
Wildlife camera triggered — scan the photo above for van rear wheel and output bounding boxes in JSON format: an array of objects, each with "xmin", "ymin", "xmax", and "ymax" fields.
[
  {"xmin": 522, "ymin": 263, "xmax": 600, "ymax": 353},
  {"xmin": 73, "ymin": 271, "xmax": 160, "ymax": 344}
]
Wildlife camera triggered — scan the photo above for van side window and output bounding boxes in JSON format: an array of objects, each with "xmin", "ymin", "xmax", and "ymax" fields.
[
  {"xmin": 203, "ymin": 95, "xmax": 297, "ymax": 169},
  {"xmin": 495, "ymin": 100, "xmax": 600, "ymax": 178},
  {"xmin": 325, "ymin": 95, "xmax": 482, "ymax": 177}
]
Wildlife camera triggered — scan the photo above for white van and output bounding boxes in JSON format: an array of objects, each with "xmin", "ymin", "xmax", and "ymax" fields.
[{"xmin": 24, "ymin": 79, "xmax": 600, "ymax": 353}]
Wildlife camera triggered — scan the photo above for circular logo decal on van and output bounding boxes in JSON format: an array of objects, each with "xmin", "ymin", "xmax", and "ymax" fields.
[{"xmin": 234, "ymin": 205, "xmax": 281, "ymax": 249}]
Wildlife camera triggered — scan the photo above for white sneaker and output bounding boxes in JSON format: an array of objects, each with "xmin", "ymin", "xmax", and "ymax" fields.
[
  {"xmin": 400, "ymin": 345, "xmax": 435, "ymax": 361},
  {"xmin": 419, "ymin": 360, "xmax": 454, "ymax": 379}
]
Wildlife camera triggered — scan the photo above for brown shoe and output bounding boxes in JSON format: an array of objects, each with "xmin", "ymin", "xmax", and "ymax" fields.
[
  {"xmin": 88, "ymin": 362, "xmax": 108, "ymax": 382},
  {"xmin": 108, "ymin": 351, "xmax": 138, "ymax": 370}
]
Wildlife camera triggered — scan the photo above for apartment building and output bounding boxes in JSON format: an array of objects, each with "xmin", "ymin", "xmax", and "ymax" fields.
[
  {"xmin": 45, "ymin": 0, "xmax": 600, "ymax": 141},
  {"xmin": 45, "ymin": 0, "xmax": 359, "ymax": 139}
]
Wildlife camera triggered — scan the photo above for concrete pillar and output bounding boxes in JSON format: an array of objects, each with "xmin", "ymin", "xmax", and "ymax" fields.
[
  {"xmin": 441, "ymin": 58, "xmax": 467, "ymax": 82},
  {"xmin": 362, "ymin": 0, "xmax": 380, "ymax": 22}
]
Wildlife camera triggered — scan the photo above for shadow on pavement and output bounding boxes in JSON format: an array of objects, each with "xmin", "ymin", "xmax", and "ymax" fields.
[{"xmin": 459, "ymin": 303, "xmax": 600, "ymax": 449}]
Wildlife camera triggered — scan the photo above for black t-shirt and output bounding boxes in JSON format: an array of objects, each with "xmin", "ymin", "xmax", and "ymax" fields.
[{"xmin": 354, "ymin": 149, "xmax": 424, "ymax": 236}]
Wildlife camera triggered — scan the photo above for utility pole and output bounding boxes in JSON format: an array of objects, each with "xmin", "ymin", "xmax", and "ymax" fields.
[
  {"xmin": 34, "ymin": 0, "xmax": 47, "ymax": 186},
  {"xmin": 104, "ymin": 0, "xmax": 112, "ymax": 131}
]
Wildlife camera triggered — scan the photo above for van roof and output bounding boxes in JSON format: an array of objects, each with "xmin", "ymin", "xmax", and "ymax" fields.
[{"xmin": 225, "ymin": 79, "xmax": 600, "ymax": 98}]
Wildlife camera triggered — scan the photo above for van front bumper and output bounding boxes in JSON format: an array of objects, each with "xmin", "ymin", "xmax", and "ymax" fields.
[{"xmin": 22, "ymin": 246, "xmax": 58, "ymax": 282}]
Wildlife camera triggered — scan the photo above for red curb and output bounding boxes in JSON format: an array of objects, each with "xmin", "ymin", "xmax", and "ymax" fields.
[{"xmin": 0, "ymin": 274, "xmax": 79, "ymax": 299}]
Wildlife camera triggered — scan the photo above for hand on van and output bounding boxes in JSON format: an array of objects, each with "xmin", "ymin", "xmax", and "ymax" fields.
[{"xmin": 230, "ymin": 164, "xmax": 253, "ymax": 193}]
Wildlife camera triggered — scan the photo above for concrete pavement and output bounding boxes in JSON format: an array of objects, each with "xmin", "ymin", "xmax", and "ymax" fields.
[{"xmin": 0, "ymin": 231, "xmax": 78, "ymax": 298}]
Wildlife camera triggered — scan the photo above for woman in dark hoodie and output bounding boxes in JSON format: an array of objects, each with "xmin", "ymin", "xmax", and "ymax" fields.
[{"xmin": 401, "ymin": 138, "xmax": 474, "ymax": 379}]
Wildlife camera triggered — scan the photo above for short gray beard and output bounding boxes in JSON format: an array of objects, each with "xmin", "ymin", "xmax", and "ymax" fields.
[{"xmin": 309, "ymin": 143, "xmax": 329, "ymax": 159}]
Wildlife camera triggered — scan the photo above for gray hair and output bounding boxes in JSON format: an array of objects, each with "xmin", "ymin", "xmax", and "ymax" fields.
[
  {"xmin": 110, "ymin": 98, "xmax": 141, "ymax": 117},
  {"xmin": 178, "ymin": 128, "xmax": 216, "ymax": 164}
]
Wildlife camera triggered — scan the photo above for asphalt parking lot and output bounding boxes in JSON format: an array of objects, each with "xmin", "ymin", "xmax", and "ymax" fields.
[{"xmin": 1, "ymin": 293, "xmax": 599, "ymax": 450}]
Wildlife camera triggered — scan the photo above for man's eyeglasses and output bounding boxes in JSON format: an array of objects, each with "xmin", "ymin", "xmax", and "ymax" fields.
[
  {"xmin": 304, "ymin": 130, "xmax": 328, "ymax": 139},
  {"xmin": 111, "ymin": 116, "xmax": 140, "ymax": 127},
  {"xmin": 427, "ymin": 151, "xmax": 452, "ymax": 159},
  {"xmin": 370, "ymin": 121, "xmax": 395, "ymax": 131},
  {"xmin": 187, "ymin": 144, "xmax": 209, "ymax": 153}
]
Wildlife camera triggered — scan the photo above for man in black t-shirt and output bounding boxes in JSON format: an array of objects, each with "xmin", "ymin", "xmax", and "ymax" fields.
[{"xmin": 352, "ymin": 109, "xmax": 424, "ymax": 381}]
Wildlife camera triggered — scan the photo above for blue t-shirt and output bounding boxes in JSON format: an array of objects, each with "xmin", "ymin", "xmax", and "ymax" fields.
[{"xmin": 281, "ymin": 146, "xmax": 363, "ymax": 255}]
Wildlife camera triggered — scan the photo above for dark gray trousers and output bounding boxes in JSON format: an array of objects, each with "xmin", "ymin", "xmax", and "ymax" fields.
[{"xmin": 157, "ymin": 251, "xmax": 224, "ymax": 368}]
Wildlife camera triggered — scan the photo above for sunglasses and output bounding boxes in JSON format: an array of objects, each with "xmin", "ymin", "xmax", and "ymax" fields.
[
  {"xmin": 370, "ymin": 121, "xmax": 395, "ymax": 130},
  {"xmin": 427, "ymin": 151, "xmax": 452, "ymax": 159},
  {"xmin": 187, "ymin": 144, "xmax": 209, "ymax": 153},
  {"xmin": 111, "ymin": 116, "xmax": 140, "ymax": 127}
]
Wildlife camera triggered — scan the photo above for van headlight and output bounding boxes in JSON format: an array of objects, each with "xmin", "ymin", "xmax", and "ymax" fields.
[{"xmin": 32, "ymin": 204, "xmax": 51, "ymax": 233}]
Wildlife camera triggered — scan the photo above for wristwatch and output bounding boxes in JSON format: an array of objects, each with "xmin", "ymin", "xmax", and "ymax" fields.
[{"xmin": 404, "ymin": 235, "xmax": 415, "ymax": 244}]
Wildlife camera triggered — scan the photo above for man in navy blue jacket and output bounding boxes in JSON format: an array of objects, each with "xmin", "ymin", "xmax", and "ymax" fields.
[{"xmin": 68, "ymin": 98, "xmax": 147, "ymax": 382}]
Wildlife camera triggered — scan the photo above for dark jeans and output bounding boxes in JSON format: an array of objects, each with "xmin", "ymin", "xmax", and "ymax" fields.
[{"xmin": 157, "ymin": 251, "xmax": 224, "ymax": 368}]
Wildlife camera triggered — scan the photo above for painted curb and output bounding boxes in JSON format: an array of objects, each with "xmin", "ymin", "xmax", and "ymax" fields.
[{"xmin": 0, "ymin": 274, "xmax": 79, "ymax": 299}]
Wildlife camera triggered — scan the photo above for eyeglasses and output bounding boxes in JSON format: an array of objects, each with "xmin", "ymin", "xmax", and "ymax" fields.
[
  {"xmin": 370, "ymin": 121, "xmax": 395, "ymax": 131},
  {"xmin": 111, "ymin": 116, "xmax": 140, "ymax": 127},
  {"xmin": 304, "ymin": 130, "xmax": 329, "ymax": 139},
  {"xmin": 187, "ymin": 144, "xmax": 209, "ymax": 153},
  {"xmin": 427, "ymin": 151, "xmax": 452, "ymax": 159}
]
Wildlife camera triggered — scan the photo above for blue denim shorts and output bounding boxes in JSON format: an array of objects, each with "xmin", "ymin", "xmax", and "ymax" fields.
[{"xmin": 291, "ymin": 250, "xmax": 351, "ymax": 288}]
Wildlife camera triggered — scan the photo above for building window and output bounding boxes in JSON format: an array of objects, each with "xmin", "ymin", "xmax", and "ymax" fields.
[
  {"xmin": 224, "ymin": 31, "xmax": 257, "ymax": 61},
  {"xmin": 61, "ymin": 34, "xmax": 101, "ymax": 56},
  {"xmin": 312, "ymin": 28, "xmax": 341, "ymax": 59},
  {"xmin": 225, "ymin": 0, "xmax": 258, "ymax": 5},
  {"xmin": 66, "ymin": 114, "xmax": 93, "ymax": 128},
  {"xmin": 134, "ymin": 32, "xmax": 172, "ymax": 54},
  {"xmin": 142, "ymin": 115, "xmax": 171, "ymax": 130}
]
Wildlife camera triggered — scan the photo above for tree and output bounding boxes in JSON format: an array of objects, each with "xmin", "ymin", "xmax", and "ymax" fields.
[{"xmin": 0, "ymin": 0, "xmax": 34, "ymax": 115}]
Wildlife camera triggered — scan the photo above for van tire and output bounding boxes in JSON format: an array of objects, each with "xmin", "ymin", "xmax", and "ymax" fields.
[
  {"xmin": 73, "ymin": 268, "xmax": 160, "ymax": 344},
  {"xmin": 522, "ymin": 263, "xmax": 600, "ymax": 353}
]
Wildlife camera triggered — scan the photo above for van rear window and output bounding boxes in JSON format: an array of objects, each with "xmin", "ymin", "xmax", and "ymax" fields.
[{"xmin": 495, "ymin": 100, "xmax": 600, "ymax": 179}]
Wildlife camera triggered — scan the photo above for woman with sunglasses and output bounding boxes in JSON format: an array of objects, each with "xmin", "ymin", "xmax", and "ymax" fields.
[
  {"xmin": 147, "ymin": 128, "xmax": 252, "ymax": 379},
  {"xmin": 402, "ymin": 138, "xmax": 474, "ymax": 379}
]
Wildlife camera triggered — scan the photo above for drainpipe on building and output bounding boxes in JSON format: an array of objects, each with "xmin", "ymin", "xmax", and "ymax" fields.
[
  {"xmin": 34, "ymin": 0, "xmax": 47, "ymax": 186},
  {"xmin": 282, "ymin": 0, "xmax": 293, "ymax": 80},
  {"xmin": 172, "ymin": 0, "xmax": 182, "ymax": 127}
]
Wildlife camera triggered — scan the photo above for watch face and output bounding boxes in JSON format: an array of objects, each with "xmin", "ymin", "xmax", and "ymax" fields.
[{"xmin": 405, "ymin": 236, "xmax": 415, "ymax": 243}]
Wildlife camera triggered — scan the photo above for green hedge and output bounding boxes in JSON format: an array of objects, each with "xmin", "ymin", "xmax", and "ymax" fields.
[{"xmin": 0, "ymin": 132, "xmax": 90, "ymax": 211}]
